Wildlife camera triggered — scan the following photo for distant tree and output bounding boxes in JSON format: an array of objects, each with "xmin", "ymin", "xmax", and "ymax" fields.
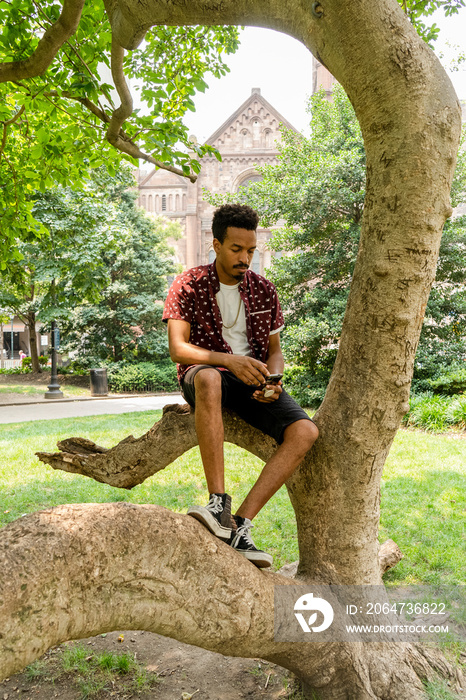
[
  {"xmin": 60, "ymin": 170, "xmax": 179, "ymax": 363},
  {"xmin": 0, "ymin": 178, "xmax": 121, "ymax": 372}
]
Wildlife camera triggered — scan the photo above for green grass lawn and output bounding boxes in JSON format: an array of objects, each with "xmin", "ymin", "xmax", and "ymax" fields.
[
  {"xmin": 0, "ymin": 383, "xmax": 89, "ymax": 397},
  {"xmin": 0, "ymin": 412, "xmax": 465, "ymax": 583}
]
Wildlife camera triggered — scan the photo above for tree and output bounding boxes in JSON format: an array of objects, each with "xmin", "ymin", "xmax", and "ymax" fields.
[
  {"xmin": 238, "ymin": 85, "xmax": 466, "ymax": 397},
  {"xmin": 0, "ymin": 3, "xmax": 238, "ymax": 261},
  {"xmin": 0, "ymin": 0, "xmax": 463, "ymax": 697},
  {"xmin": 0, "ymin": 179, "xmax": 121, "ymax": 371},
  {"xmin": 61, "ymin": 172, "xmax": 179, "ymax": 363},
  {"xmin": 401, "ymin": 0, "xmax": 466, "ymax": 44}
]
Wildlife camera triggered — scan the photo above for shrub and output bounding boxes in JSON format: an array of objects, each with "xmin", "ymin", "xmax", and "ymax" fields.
[
  {"xmin": 106, "ymin": 361, "xmax": 178, "ymax": 393},
  {"xmin": 58, "ymin": 359, "xmax": 93, "ymax": 376},
  {"xmin": 21, "ymin": 355, "xmax": 48, "ymax": 369},
  {"xmin": 428, "ymin": 367, "xmax": 466, "ymax": 395},
  {"xmin": 402, "ymin": 392, "xmax": 466, "ymax": 431},
  {"xmin": 446, "ymin": 395, "xmax": 466, "ymax": 429},
  {"xmin": 282, "ymin": 366, "xmax": 327, "ymax": 408}
]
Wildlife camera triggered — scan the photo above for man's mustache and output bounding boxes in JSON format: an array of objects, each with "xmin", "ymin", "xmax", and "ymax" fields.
[{"xmin": 234, "ymin": 265, "xmax": 249, "ymax": 270}]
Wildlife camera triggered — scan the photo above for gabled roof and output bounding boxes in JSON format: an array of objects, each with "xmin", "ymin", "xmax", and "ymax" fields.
[{"xmin": 206, "ymin": 89, "xmax": 298, "ymax": 146}]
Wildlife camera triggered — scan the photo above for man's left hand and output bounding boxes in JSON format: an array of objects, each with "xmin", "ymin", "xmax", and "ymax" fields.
[{"xmin": 252, "ymin": 381, "xmax": 283, "ymax": 403}]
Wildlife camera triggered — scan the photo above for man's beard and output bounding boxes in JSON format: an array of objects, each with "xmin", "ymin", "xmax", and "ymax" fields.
[{"xmin": 233, "ymin": 265, "xmax": 248, "ymax": 280}]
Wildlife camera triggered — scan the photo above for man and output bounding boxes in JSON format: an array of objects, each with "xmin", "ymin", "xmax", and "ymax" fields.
[{"xmin": 163, "ymin": 203, "xmax": 318, "ymax": 568}]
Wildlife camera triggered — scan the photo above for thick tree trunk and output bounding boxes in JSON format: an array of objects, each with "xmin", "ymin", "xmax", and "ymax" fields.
[
  {"xmin": 102, "ymin": 0, "xmax": 462, "ymax": 587},
  {"xmin": 27, "ymin": 312, "xmax": 42, "ymax": 373},
  {"xmin": 0, "ymin": 0, "xmax": 463, "ymax": 696}
]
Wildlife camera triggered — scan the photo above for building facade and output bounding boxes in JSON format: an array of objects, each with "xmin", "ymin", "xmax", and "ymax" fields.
[{"xmin": 135, "ymin": 88, "xmax": 297, "ymax": 274}]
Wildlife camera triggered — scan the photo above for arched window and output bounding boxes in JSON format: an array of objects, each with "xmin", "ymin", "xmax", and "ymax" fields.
[
  {"xmin": 264, "ymin": 130, "xmax": 273, "ymax": 148},
  {"xmin": 241, "ymin": 129, "xmax": 251, "ymax": 149},
  {"xmin": 175, "ymin": 194, "xmax": 180, "ymax": 211},
  {"xmin": 182, "ymin": 194, "xmax": 187, "ymax": 210},
  {"xmin": 162, "ymin": 194, "xmax": 167, "ymax": 211},
  {"xmin": 148, "ymin": 195, "xmax": 153, "ymax": 212},
  {"xmin": 141, "ymin": 195, "xmax": 146, "ymax": 209},
  {"xmin": 252, "ymin": 249, "xmax": 260, "ymax": 273},
  {"xmin": 252, "ymin": 120, "xmax": 261, "ymax": 141},
  {"xmin": 168, "ymin": 194, "xmax": 173, "ymax": 210},
  {"xmin": 238, "ymin": 174, "xmax": 262, "ymax": 191},
  {"xmin": 155, "ymin": 195, "xmax": 160, "ymax": 211},
  {"xmin": 236, "ymin": 173, "xmax": 262, "ymax": 202}
]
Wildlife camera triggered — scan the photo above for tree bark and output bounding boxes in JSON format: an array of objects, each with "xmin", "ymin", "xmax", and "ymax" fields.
[
  {"xmin": 0, "ymin": 0, "xmax": 463, "ymax": 696},
  {"xmin": 26, "ymin": 312, "xmax": 41, "ymax": 373}
]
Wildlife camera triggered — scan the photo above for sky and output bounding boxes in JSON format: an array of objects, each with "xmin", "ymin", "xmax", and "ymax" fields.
[{"xmin": 183, "ymin": 8, "xmax": 466, "ymax": 143}]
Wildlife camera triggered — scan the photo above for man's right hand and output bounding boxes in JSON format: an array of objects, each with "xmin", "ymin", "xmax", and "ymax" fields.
[{"xmin": 225, "ymin": 355, "xmax": 269, "ymax": 386}]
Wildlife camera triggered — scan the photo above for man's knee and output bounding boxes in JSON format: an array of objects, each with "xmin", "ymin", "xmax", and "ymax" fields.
[
  {"xmin": 194, "ymin": 368, "xmax": 222, "ymax": 398},
  {"xmin": 284, "ymin": 419, "xmax": 319, "ymax": 453}
]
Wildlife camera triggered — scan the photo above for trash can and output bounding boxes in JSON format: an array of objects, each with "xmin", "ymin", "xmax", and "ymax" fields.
[{"xmin": 90, "ymin": 368, "xmax": 108, "ymax": 396}]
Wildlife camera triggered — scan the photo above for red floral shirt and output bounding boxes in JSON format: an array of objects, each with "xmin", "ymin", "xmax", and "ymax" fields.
[{"xmin": 163, "ymin": 261, "xmax": 284, "ymax": 383}]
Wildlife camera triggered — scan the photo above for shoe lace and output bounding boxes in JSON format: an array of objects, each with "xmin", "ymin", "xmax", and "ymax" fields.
[
  {"xmin": 206, "ymin": 494, "xmax": 223, "ymax": 515},
  {"xmin": 234, "ymin": 519, "xmax": 255, "ymax": 547}
]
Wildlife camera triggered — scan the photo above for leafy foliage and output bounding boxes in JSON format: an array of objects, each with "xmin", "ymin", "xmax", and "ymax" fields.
[
  {"xmin": 428, "ymin": 367, "xmax": 466, "ymax": 394},
  {"xmin": 0, "ymin": 174, "xmax": 121, "ymax": 321},
  {"xmin": 402, "ymin": 392, "xmax": 466, "ymax": 431},
  {"xmin": 60, "ymin": 171, "xmax": 178, "ymax": 363},
  {"xmin": 105, "ymin": 360, "xmax": 178, "ymax": 393},
  {"xmin": 0, "ymin": 0, "xmax": 239, "ymax": 260},
  {"xmin": 236, "ymin": 85, "xmax": 465, "ymax": 399},
  {"xmin": 398, "ymin": 0, "xmax": 466, "ymax": 45}
]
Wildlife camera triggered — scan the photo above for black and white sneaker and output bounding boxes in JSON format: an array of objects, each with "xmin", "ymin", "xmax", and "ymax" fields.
[
  {"xmin": 187, "ymin": 493, "xmax": 233, "ymax": 541},
  {"xmin": 229, "ymin": 515, "xmax": 273, "ymax": 568}
]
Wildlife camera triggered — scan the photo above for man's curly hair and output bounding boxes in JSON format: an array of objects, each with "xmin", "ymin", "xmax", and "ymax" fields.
[{"xmin": 211, "ymin": 203, "xmax": 259, "ymax": 244}]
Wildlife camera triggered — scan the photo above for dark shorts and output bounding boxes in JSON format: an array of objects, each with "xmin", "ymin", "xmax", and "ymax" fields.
[{"xmin": 181, "ymin": 365, "xmax": 314, "ymax": 445}]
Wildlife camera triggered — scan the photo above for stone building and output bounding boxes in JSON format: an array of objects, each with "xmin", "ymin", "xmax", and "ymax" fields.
[{"xmin": 135, "ymin": 88, "xmax": 297, "ymax": 274}]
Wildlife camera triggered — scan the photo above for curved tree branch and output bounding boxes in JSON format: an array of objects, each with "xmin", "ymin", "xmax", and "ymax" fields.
[
  {"xmin": 0, "ymin": 503, "xmax": 456, "ymax": 697},
  {"xmin": 44, "ymin": 90, "xmax": 197, "ymax": 181},
  {"xmin": 105, "ymin": 38, "xmax": 197, "ymax": 180},
  {"xmin": 36, "ymin": 403, "xmax": 277, "ymax": 489},
  {"xmin": 0, "ymin": 0, "xmax": 85, "ymax": 82},
  {"xmin": 36, "ymin": 403, "xmax": 402, "ymax": 581}
]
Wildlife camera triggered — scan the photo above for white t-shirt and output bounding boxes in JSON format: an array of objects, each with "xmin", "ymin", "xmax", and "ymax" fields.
[{"xmin": 216, "ymin": 282, "xmax": 251, "ymax": 356}]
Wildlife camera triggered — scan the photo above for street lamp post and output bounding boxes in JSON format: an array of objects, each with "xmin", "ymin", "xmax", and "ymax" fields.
[
  {"xmin": 44, "ymin": 280, "xmax": 63, "ymax": 399},
  {"xmin": 44, "ymin": 320, "xmax": 63, "ymax": 399}
]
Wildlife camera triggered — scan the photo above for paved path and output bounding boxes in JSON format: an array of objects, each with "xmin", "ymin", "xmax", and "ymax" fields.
[{"xmin": 0, "ymin": 394, "xmax": 185, "ymax": 425}]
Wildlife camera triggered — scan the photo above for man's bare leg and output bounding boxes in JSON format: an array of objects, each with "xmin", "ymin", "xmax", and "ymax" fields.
[
  {"xmin": 235, "ymin": 419, "xmax": 319, "ymax": 520},
  {"xmin": 193, "ymin": 368, "xmax": 225, "ymax": 494}
]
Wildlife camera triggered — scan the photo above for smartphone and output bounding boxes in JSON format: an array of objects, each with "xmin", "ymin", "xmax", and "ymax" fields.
[
  {"xmin": 267, "ymin": 373, "xmax": 283, "ymax": 383},
  {"xmin": 261, "ymin": 373, "xmax": 283, "ymax": 387}
]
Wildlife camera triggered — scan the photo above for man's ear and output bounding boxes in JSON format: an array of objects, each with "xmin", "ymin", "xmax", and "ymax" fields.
[{"xmin": 212, "ymin": 238, "xmax": 221, "ymax": 254}]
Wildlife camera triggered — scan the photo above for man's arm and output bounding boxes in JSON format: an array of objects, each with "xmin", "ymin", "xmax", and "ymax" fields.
[
  {"xmin": 265, "ymin": 331, "xmax": 285, "ymax": 375},
  {"xmin": 167, "ymin": 318, "xmax": 270, "ymax": 386}
]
